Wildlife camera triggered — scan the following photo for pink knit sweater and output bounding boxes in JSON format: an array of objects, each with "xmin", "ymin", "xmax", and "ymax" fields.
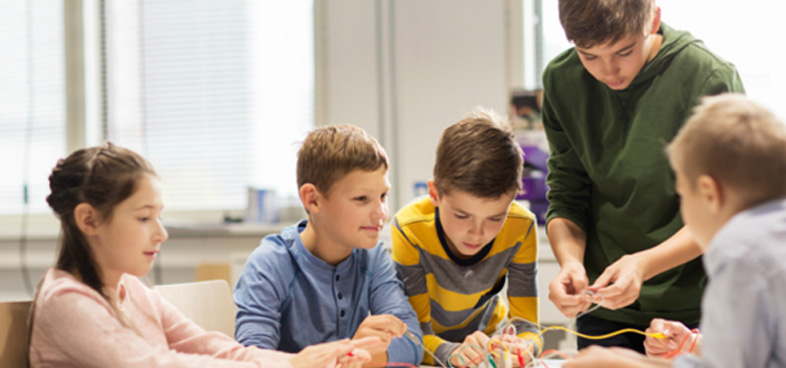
[{"xmin": 29, "ymin": 268, "xmax": 294, "ymax": 368}]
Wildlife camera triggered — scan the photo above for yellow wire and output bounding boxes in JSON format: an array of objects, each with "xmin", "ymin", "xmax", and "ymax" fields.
[
  {"xmin": 487, "ymin": 337, "xmax": 510, "ymax": 359},
  {"xmin": 539, "ymin": 325, "xmax": 666, "ymax": 340}
]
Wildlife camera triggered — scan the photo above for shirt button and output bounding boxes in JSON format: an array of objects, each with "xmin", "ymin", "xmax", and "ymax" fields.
[
  {"xmin": 338, "ymin": 292, "xmax": 343, "ymax": 300},
  {"xmin": 335, "ymin": 275, "xmax": 340, "ymax": 281},
  {"xmin": 340, "ymin": 310, "xmax": 345, "ymax": 318}
]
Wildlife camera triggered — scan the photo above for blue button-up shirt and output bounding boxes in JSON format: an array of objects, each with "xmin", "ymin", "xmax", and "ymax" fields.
[
  {"xmin": 234, "ymin": 220, "xmax": 423, "ymax": 364},
  {"xmin": 674, "ymin": 199, "xmax": 786, "ymax": 368}
]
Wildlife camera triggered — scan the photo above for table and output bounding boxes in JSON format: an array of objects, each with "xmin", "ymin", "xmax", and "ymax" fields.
[{"xmin": 419, "ymin": 360, "xmax": 565, "ymax": 368}]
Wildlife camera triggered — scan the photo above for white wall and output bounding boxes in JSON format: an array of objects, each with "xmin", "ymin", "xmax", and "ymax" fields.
[{"xmin": 317, "ymin": 0, "xmax": 521, "ymax": 209}]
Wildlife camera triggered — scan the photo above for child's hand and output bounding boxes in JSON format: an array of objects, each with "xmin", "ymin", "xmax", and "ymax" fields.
[
  {"xmin": 548, "ymin": 260, "xmax": 592, "ymax": 318},
  {"xmin": 289, "ymin": 339, "xmax": 363, "ymax": 368},
  {"xmin": 330, "ymin": 337, "xmax": 380, "ymax": 368},
  {"xmin": 352, "ymin": 314, "xmax": 407, "ymax": 353},
  {"xmin": 449, "ymin": 331, "xmax": 490, "ymax": 367},
  {"xmin": 644, "ymin": 318, "xmax": 693, "ymax": 357},
  {"xmin": 497, "ymin": 335, "xmax": 535, "ymax": 367},
  {"xmin": 589, "ymin": 254, "xmax": 645, "ymax": 310}
]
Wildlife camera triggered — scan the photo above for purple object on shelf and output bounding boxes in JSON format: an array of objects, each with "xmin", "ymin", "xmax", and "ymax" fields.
[
  {"xmin": 529, "ymin": 200, "xmax": 549, "ymax": 225},
  {"xmin": 518, "ymin": 171, "xmax": 548, "ymax": 200},
  {"xmin": 518, "ymin": 144, "xmax": 550, "ymax": 224},
  {"xmin": 521, "ymin": 145, "xmax": 548, "ymax": 172}
]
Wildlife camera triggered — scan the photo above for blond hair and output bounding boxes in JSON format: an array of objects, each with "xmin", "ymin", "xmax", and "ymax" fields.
[
  {"xmin": 434, "ymin": 107, "xmax": 523, "ymax": 198},
  {"xmin": 297, "ymin": 124, "xmax": 388, "ymax": 195},
  {"xmin": 559, "ymin": 0, "xmax": 656, "ymax": 48},
  {"xmin": 666, "ymin": 93, "xmax": 786, "ymax": 207}
]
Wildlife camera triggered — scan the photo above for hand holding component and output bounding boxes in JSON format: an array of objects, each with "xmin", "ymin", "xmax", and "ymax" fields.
[
  {"xmin": 548, "ymin": 260, "xmax": 593, "ymax": 318},
  {"xmin": 352, "ymin": 314, "xmax": 407, "ymax": 354},
  {"xmin": 589, "ymin": 253, "xmax": 646, "ymax": 310},
  {"xmin": 644, "ymin": 318, "xmax": 694, "ymax": 357}
]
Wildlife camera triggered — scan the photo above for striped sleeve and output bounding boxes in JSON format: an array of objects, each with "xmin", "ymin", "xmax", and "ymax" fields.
[
  {"xmin": 507, "ymin": 219, "xmax": 542, "ymax": 354},
  {"xmin": 391, "ymin": 217, "xmax": 452, "ymax": 365}
]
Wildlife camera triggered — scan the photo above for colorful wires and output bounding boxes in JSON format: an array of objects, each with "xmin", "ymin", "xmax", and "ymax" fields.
[{"xmin": 399, "ymin": 290, "xmax": 675, "ymax": 368}]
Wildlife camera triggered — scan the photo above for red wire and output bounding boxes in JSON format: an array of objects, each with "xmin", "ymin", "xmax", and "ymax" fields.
[
  {"xmin": 539, "ymin": 349, "xmax": 571, "ymax": 360},
  {"xmin": 366, "ymin": 361, "xmax": 418, "ymax": 368},
  {"xmin": 687, "ymin": 329, "xmax": 700, "ymax": 353},
  {"xmin": 660, "ymin": 331, "xmax": 694, "ymax": 360}
]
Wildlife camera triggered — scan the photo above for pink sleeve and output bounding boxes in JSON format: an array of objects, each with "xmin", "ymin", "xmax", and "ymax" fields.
[
  {"xmin": 34, "ymin": 288, "xmax": 292, "ymax": 368},
  {"xmin": 152, "ymin": 290, "xmax": 295, "ymax": 364}
]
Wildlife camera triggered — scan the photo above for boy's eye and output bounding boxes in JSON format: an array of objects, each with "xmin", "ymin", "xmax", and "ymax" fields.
[
  {"xmin": 454, "ymin": 214, "xmax": 469, "ymax": 220},
  {"xmin": 489, "ymin": 217, "xmax": 504, "ymax": 222},
  {"xmin": 354, "ymin": 196, "xmax": 368, "ymax": 201},
  {"xmin": 380, "ymin": 193, "xmax": 388, "ymax": 200},
  {"xmin": 139, "ymin": 217, "xmax": 149, "ymax": 222},
  {"xmin": 618, "ymin": 51, "xmax": 633, "ymax": 57},
  {"xmin": 583, "ymin": 55, "xmax": 596, "ymax": 61}
]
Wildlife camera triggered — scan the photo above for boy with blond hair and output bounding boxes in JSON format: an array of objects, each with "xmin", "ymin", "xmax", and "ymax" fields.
[
  {"xmin": 235, "ymin": 124, "xmax": 424, "ymax": 366},
  {"xmin": 392, "ymin": 108, "xmax": 540, "ymax": 366},
  {"xmin": 565, "ymin": 94, "xmax": 786, "ymax": 367},
  {"xmin": 543, "ymin": 0, "xmax": 745, "ymax": 352}
]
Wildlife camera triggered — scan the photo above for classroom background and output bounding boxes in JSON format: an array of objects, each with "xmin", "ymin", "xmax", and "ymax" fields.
[{"xmin": 1, "ymin": 0, "xmax": 783, "ymax": 356}]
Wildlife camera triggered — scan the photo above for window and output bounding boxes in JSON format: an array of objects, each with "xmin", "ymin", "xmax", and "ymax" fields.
[
  {"xmin": 104, "ymin": 0, "xmax": 314, "ymax": 211},
  {"xmin": 0, "ymin": 2, "xmax": 66, "ymax": 214},
  {"xmin": 1, "ymin": 0, "xmax": 314, "ymax": 215}
]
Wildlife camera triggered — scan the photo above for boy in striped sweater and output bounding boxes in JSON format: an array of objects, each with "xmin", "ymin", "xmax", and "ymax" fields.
[{"xmin": 392, "ymin": 108, "xmax": 540, "ymax": 366}]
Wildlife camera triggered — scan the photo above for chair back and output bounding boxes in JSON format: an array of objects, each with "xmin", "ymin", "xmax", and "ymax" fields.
[
  {"xmin": 0, "ymin": 300, "xmax": 33, "ymax": 368},
  {"xmin": 154, "ymin": 280, "xmax": 237, "ymax": 337}
]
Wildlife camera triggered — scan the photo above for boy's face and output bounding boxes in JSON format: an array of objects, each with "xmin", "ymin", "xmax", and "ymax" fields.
[
  {"xmin": 428, "ymin": 181, "xmax": 515, "ymax": 259},
  {"xmin": 317, "ymin": 167, "xmax": 390, "ymax": 251},
  {"xmin": 575, "ymin": 30, "xmax": 659, "ymax": 91}
]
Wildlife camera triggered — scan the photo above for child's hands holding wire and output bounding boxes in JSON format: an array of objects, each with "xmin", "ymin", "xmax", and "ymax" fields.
[
  {"xmin": 589, "ymin": 253, "xmax": 646, "ymax": 310},
  {"xmin": 331, "ymin": 336, "xmax": 381, "ymax": 368},
  {"xmin": 497, "ymin": 335, "xmax": 535, "ymax": 367},
  {"xmin": 644, "ymin": 318, "xmax": 696, "ymax": 357},
  {"xmin": 352, "ymin": 314, "xmax": 407, "ymax": 354},
  {"xmin": 289, "ymin": 337, "xmax": 378, "ymax": 368},
  {"xmin": 548, "ymin": 260, "xmax": 593, "ymax": 318},
  {"xmin": 449, "ymin": 330, "xmax": 490, "ymax": 367}
]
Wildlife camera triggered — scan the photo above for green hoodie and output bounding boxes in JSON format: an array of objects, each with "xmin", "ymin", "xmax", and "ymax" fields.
[{"xmin": 541, "ymin": 23, "xmax": 745, "ymax": 326}]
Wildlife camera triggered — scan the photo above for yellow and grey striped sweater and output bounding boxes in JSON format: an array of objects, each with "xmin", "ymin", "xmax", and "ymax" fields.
[{"xmin": 392, "ymin": 196, "xmax": 540, "ymax": 365}]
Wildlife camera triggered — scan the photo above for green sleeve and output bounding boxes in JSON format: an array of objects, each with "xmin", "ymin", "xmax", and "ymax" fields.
[{"xmin": 541, "ymin": 72, "xmax": 592, "ymax": 232}]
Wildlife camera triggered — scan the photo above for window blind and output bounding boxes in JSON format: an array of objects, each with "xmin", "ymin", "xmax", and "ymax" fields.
[
  {"xmin": 0, "ymin": 1, "xmax": 66, "ymax": 214},
  {"xmin": 105, "ymin": 0, "xmax": 314, "ymax": 211}
]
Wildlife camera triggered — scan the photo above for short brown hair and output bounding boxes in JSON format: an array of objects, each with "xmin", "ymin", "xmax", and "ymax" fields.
[
  {"xmin": 297, "ymin": 124, "xmax": 388, "ymax": 195},
  {"xmin": 667, "ymin": 93, "xmax": 786, "ymax": 208},
  {"xmin": 434, "ymin": 107, "xmax": 523, "ymax": 198},
  {"xmin": 559, "ymin": 0, "xmax": 656, "ymax": 48}
]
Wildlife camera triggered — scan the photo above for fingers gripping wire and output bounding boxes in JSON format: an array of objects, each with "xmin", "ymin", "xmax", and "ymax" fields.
[{"xmin": 398, "ymin": 290, "xmax": 666, "ymax": 368}]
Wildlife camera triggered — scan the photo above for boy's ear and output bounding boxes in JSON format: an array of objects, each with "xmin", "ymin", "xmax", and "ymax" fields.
[
  {"xmin": 697, "ymin": 175, "xmax": 723, "ymax": 214},
  {"xmin": 299, "ymin": 183, "xmax": 322, "ymax": 214},
  {"xmin": 427, "ymin": 180, "xmax": 440, "ymax": 207},
  {"xmin": 74, "ymin": 203, "xmax": 100, "ymax": 236},
  {"xmin": 649, "ymin": 6, "xmax": 662, "ymax": 35}
]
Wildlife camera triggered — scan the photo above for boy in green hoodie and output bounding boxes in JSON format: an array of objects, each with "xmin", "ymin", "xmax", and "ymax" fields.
[{"xmin": 542, "ymin": 0, "xmax": 744, "ymax": 353}]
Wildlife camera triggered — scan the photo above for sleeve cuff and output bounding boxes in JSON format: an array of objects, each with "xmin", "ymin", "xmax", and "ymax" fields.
[
  {"xmin": 387, "ymin": 336, "xmax": 424, "ymax": 365},
  {"xmin": 433, "ymin": 341, "xmax": 461, "ymax": 366}
]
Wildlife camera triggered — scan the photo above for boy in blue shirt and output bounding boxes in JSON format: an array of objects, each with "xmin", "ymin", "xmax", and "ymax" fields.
[
  {"xmin": 564, "ymin": 95, "xmax": 786, "ymax": 367},
  {"xmin": 234, "ymin": 124, "xmax": 424, "ymax": 366}
]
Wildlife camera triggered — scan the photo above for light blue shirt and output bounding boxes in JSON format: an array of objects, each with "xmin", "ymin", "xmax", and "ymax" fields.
[
  {"xmin": 674, "ymin": 199, "xmax": 786, "ymax": 368},
  {"xmin": 234, "ymin": 220, "xmax": 424, "ymax": 364}
]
